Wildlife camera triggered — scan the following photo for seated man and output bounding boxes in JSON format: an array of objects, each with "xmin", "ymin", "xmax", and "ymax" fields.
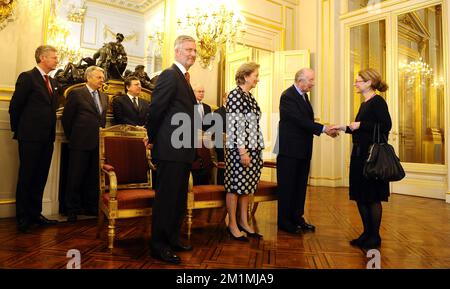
[
  {"xmin": 112, "ymin": 76, "xmax": 150, "ymax": 126},
  {"xmin": 192, "ymin": 84, "xmax": 213, "ymax": 185}
]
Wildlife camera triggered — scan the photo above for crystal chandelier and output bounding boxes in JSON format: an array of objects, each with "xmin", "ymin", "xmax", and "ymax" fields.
[
  {"xmin": 178, "ymin": 2, "xmax": 245, "ymax": 70},
  {"xmin": 47, "ymin": 16, "xmax": 81, "ymax": 65},
  {"xmin": 399, "ymin": 57, "xmax": 433, "ymax": 76},
  {"xmin": 399, "ymin": 57, "xmax": 433, "ymax": 85},
  {"xmin": 47, "ymin": 1, "xmax": 81, "ymax": 66}
]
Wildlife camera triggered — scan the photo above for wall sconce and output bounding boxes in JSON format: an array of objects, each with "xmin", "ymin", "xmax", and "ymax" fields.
[
  {"xmin": 67, "ymin": 1, "xmax": 87, "ymax": 23},
  {"xmin": 148, "ymin": 31, "xmax": 164, "ymax": 55}
]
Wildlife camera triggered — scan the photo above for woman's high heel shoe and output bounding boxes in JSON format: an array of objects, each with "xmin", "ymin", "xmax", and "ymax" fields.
[
  {"xmin": 227, "ymin": 227, "xmax": 249, "ymax": 242},
  {"xmin": 237, "ymin": 224, "xmax": 263, "ymax": 238},
  {"xmin": 349, "ymin": 234, "xmax": 368, "ymax": 247}
]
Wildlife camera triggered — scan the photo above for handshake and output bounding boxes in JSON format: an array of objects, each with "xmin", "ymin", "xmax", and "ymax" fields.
[{"xmin": 324, "ymin": 122, "xmax": 361, "ymax": 138}]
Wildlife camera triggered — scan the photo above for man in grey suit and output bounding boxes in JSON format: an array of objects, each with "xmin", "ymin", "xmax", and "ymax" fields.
[{"xmin": 62, "ymin": 66, "xmax": 108, "ymax": 222}]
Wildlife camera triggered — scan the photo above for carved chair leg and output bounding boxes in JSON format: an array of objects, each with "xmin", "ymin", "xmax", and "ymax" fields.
[
  {"xmin": 251, "ymin": 203, "xmax": 259, "ymax": 217},
  {"xmin": 96, "ymin": 210, "xmax": 105, "ymax": 238},
  {"xmin": 207, "ymin": 208, "xmax": 214, "ymax": 223},
  {"xmin": 187, "ymin": 208, "xmax": 193, "ymax": 241},
  {"xmin": 248, "ymin": 194, "xmax": 255, "ymax": 225},
  {"xmin": 108, "ymin": 218, "xmax": 116, "ymax": 250}
]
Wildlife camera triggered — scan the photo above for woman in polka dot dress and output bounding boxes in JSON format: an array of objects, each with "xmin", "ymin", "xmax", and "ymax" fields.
[{"xmin": 224, "ymin": 62, "xmax": 264, "ymax": 241}]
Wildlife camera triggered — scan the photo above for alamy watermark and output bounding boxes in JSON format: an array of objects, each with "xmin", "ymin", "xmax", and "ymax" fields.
[
  {"xmin": 66, "ymin": 249, "xmax": 81, "ymax": 269},
  {"xmin": 366, "ymin": 249, "xmax": 381, "ymax": 269}
]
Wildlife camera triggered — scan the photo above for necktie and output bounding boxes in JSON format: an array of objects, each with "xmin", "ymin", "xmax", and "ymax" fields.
[
  {"xmin": 92, "ymin": 90, "xmax": 102, "ymax": 115},
  {"xmin": 44, "ymin": 75, "xmax": 53, "ymax": 97},
  {"xmin": 132, "ymin": 97, "xmax": 139, "ymax": 110},
  {"xmin": 185, "ymin": 72, "xmax": 190, "ymax": 85}
]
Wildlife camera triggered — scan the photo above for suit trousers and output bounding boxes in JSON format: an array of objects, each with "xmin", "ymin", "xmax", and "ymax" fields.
[
  {"xmin": 276, "ymin": 155, "xmax": 311, "ymax": 228},
  {"xmin": 151, "ymin": 161, "xmax": 190, "ymax": 252},
  {"xmin": 16, "ymin": 141, "xmax": 54, "ymax": 222},
  {"xmin": 65, "ymin": 148, "xmax": 99, "ymax": 214}
]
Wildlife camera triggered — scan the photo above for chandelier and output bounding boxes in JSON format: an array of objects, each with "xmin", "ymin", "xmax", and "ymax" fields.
[
  {"xmin": 0, "ymin": 0, "xmax": 17, "ymax": 31},
  {"xmin": 399, "ymin": 57, "xmax": 433, "ymax": 76},
  {"xmin": 47, "ymin": 16, "xmax": 81, "ymax": 65},
  {"xmin": 399, "ymin": 57, "xmax": 433, "ymax": 85},
  {"xmin": 178, "ymin": 2, "xmax": 245, "ymax": 70}
]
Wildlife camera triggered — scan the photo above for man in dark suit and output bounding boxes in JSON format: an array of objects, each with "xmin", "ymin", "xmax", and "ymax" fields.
[
  {"xmin": 145, "ymin": 35, "xmax": 197, "ymax": 264},
  {"xmin": 9, "ymin": 45, "xmax": 60, "ymax": 233},
  {"xmin": 276, "ymin": 68, "xmax": 338, "ymax": 234},
  {"xmin": 112, "ymin": 76, "xmax": 150, "ymax": 126},
  {"xmin": 62, "ymin": 66, "xmax": 108, "ymax": 222},
  {"xmin": 193, "ymin": 84, "xmax": 212, "ymax": 131}
]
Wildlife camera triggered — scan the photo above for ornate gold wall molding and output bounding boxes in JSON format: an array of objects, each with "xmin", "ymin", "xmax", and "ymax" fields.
[{"xmin": 0, "ymin": 87, "xmax": 13, "ymax": 101}]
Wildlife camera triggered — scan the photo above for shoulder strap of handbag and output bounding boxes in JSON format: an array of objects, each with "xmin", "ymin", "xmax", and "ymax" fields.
[
  {"xmin": 372, "ymin": 123, "xmax": 380, "ymax": 144},
  {"xmin": 373, "ymin": 123, "xmax": 389, "ymax": 144}
]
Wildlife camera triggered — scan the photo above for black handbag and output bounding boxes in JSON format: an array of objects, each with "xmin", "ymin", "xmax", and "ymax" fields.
[{"xmin": 363, "ymin": 124, "xmax": 405, "ymax": 182}]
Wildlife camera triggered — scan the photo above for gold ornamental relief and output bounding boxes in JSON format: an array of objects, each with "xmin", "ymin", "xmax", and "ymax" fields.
[{"xmin": 0, "ymin": 0, "xmax": 16, "ymax": 31}]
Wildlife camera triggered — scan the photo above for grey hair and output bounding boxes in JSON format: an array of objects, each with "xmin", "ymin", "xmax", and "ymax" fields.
[
  {"xmin": 35, "ymin": 45, "xmax": 57, "ymax": 64},
  {"xmin": 84, "ymin": 66, "xmax": 104, "ymax": 80},
  {"xmin": 295, "ymin": 68, "xmax": 314, "ymax": 82},
  {"xmin": 174, "ymin": 35, "xmax": 196, "ymax": 51},
  {"xmin": 235, "ymin": 62, "xmax": 260, "ymax": 85}
]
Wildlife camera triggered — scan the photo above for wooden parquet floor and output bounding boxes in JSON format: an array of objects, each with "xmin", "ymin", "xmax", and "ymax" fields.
[{"xmin": 0, "ymin": 187, "xmax": 449, "ymax": 269}]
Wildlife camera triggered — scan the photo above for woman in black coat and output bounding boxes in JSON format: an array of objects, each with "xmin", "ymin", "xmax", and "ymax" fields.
[{"xmin": 336, "ymin": 68, "xmax": 392, "ymax": 249}]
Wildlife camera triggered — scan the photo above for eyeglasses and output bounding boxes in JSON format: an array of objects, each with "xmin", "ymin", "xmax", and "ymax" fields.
[{"xmin": 354, "ymin": 80, "xmax": 366, "ymax": 83}]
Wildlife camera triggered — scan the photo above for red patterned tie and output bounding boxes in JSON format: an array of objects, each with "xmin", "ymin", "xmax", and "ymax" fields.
[
  {"xmin": 44, "ymin": 75, "xmax": 53, "ymax": 97},
  {"xmin": 185, "ymin": 72, "xmax": 190, "ymax": 85}
]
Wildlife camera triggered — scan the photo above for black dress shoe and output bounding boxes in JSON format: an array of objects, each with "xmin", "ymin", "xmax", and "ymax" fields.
[
  {"xmin": 227, "ymin": 227, "xmax": 249, "ymax": 242},
  {"xmin": 237, "ymin": 224, "xmax": 263, "ymax": 238},
  {"xmin": 171, "ymin": 243, "xmax": 193, "ymax": 252},
  {"xmin": 278, "ymin": 225, "xmax": 302, "ymax": 234},
  {"xmin": 298, "ymin": 222, "xmax": 315, "ymax": 232},
  {"xmin": 82, "ymin": 209, "xmax": 98, "ymax": 216},
  {"xmin": 349, "ymin": 234, "xmax": 368, "ymax": 247},
  {"xmin": 67, "ymin": 213, "xmax": 77, "ymax": 222},
  {"xmin": 151, "ymin": 249, "xmax": 181, "ymax": 264},
  {"xmin": 34, "ymin": 215, "xmax": 58, "ymax": 225}
]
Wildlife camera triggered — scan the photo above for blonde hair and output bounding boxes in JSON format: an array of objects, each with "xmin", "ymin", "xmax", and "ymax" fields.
[
  {"xmin": 359, "ymin": 68, "xmax": 389, "ymax": 92},
  {"xmin": 235, "ymin": 62, "xmax": 260, "ymax": 85}
]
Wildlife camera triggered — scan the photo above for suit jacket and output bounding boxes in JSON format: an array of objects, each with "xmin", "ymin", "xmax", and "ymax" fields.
[
  {"xmin": 112, "ymin": 94, "xmax": 150, "ymax": 126},
  {"xmin": 146, "ymin": 64, "xmax": 196, "ymax": 163},
  {"xmin": 195, "ymin": 102, "xmax": 212, "ymax": 131},
  {"xmin": 277, "ymin": 85, "xmax": 323, "ymax": 160},
  {"xmin": 62, "ymin": 85, "xmax": 108, "ymax": 150},
  {"xmin": 213, "ymin": 105, "xmax": 227, "ymax": 134},
  {"xmin": 9, "ymin": 67, "xmax": 59, "ymax": 142}
]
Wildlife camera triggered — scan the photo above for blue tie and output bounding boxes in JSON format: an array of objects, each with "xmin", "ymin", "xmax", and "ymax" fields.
[{"xmin": 92, "ymin": 90, "xmax": 102, "ymax": 115}]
